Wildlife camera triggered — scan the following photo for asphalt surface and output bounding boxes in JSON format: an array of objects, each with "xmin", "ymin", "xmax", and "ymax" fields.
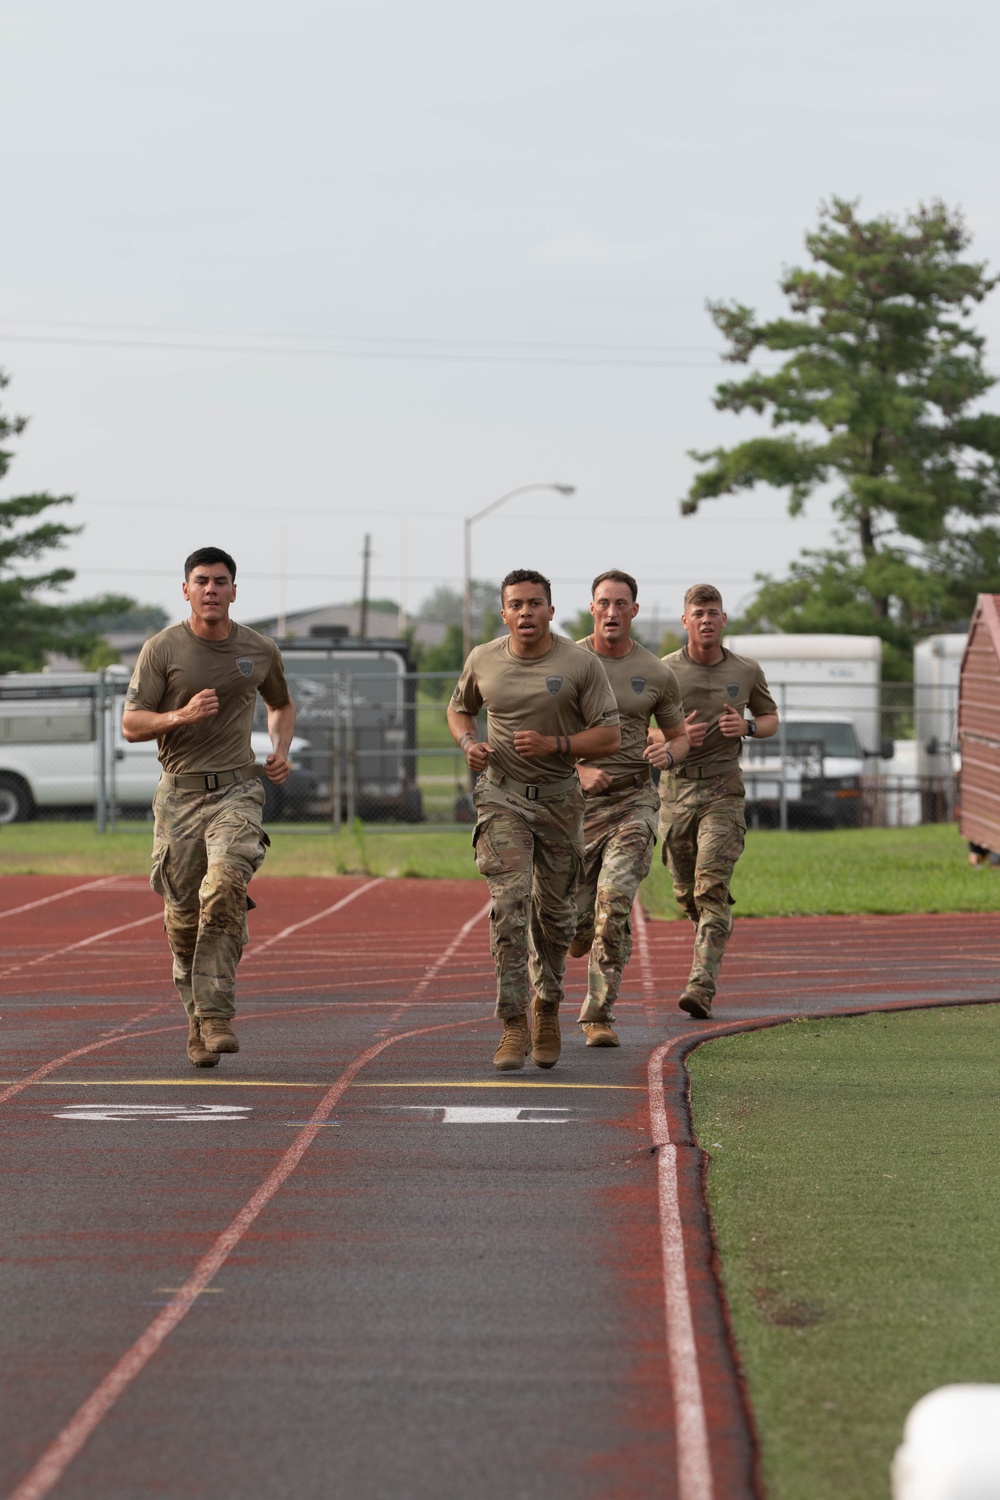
[{"xmin": 1, "ymin": 875, "xmax": 997, "ymax": 1500}]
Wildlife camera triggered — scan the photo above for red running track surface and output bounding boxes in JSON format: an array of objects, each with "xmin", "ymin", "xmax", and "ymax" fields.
[{"xmin": 1, "ymin": 875, "xmax": 997, "ymax": 1500}]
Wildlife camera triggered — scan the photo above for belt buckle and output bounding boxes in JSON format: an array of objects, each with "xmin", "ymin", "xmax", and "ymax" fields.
[
  {"xmin": 525, "ymin": 783, "xmax": 539, "ymax": 801},
  {"xmin": 204, "ymin": 772, "xmax": 219, "ymax": 791}
]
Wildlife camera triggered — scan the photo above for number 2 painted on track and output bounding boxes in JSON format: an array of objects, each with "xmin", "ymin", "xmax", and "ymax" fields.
[{"xmin": 54, "ymin": 1103, "xmax": 252, "ymax": 1122}]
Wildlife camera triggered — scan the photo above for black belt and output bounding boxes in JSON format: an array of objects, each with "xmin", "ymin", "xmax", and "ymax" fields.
[
  {"xmin": 160, "ymin": 765, "xmax": 263, "ymax": 792},
  {"xmin": 485, "ymin": 768, "xmax": 580, "ymax": 802},
  {"xmin": 671, "ymin": 762, "xmax": 733, "ymax": 780},
  {"xmin": 586, "ymin": 768, "xmax": 652, "ymax": 796}
]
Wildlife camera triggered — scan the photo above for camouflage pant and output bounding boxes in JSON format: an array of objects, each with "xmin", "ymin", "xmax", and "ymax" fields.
[
  {"xmin": 150, "ymin": 778, "xmax": 269, "ymax": 1019},
  {"xmin": 574, "ymin": 784, "xmax": 658, "ymax": 1023},
  {"xmin": 659, "ymin": 769, "xmax": 746, "ymax": 1003},
  {"xmin": 472, "ymin": 777, "xmax": 585, "ymax": 1020}
]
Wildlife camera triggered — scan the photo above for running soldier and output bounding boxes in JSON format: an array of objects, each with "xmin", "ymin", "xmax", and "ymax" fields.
[
  {"xmin": 571, "ymin": 570, "xmax": 690, "ymax": 1045},
  {"xmin": 447, "ymin": 569, "xmax": 620, "ymax": 1072},
  {"xmin": 122, "ymin": 547, "xmax": 295, "ymax": 1066},
  {"xmin": 652, "ymin": 583, "xmax": 778, "ymax": 1019}
]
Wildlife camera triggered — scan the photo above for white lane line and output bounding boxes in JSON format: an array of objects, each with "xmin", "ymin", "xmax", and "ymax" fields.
[
  {"xmin": 0, "ymin": 892, "xmax": 391, "ymax": 1109},
  {"xmin": 0, "ymin": 913, "xmax": 163, "ymax": 982},
  {"xmin": 0, "ymin": 1007, "xmax": 171, "ymax": 1110},
  {"xmin": 632, "ymin": 897, "xmax": 658, "ymax": 1023},
  {"xmin": 6, "ymin": 907, "xmax": 484, "ymax": 1500},
  {"xmin": 0, "ymin": 876, "xmax": 122, "ymax": 921},
  {"xmin": 245, "ymin": 878, "xmax": 386, "ymax": 958},
  {"xmin": 381, "ymin": 898, "xmax": 491, "ymax": 1025},
  {"xmin": 647, "ymin": 1039, "xmax": 714, "ymax": 1500}
]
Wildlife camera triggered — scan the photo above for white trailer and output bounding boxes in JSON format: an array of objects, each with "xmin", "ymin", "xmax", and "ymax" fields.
[
  {"xmin": 724, "ymin": 633, "xmax": 883, "ymax": 752},
  {"xmin": 913, "ymin": 634, "xmax": 965, "ymax": 779},
  {"xmin": 721, "ymin": 634, "xmax": 886, "ymax": 828}
]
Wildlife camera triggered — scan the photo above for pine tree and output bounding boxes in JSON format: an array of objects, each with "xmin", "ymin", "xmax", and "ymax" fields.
[
  {"xmin": 683, "ymin": 199, "xmax": 1000, "ymax": 675},
  {"xmin": 0, "ymin": 370, "xmax": 135, "ymax": 672}
]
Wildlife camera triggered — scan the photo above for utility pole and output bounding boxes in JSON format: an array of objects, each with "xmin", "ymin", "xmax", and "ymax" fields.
[{"xmin": 359, "ymin": 533, "xmax": 371, "ymax": 639}]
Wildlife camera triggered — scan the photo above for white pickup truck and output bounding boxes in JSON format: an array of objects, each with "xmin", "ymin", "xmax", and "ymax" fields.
[{"xmin": 0, "ymin": 670, "xmax": 311, "ymax": 824}]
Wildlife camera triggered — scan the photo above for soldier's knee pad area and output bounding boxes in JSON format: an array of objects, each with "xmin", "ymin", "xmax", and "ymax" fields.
[
  {"xmin": 163, "ymin": 903, "xmax": 199, "ymax": 953},
  {"xmin": 593, "ymin": 886, "xmax": 632, "ymax": 934},
  {"xmin": 198, "ymin": 864, "xmax": 249, "ymax": 932}
]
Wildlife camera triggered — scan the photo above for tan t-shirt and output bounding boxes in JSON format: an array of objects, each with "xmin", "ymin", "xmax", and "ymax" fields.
[
  {"xmin": 125, "ymin": 621, "xmax": 291, "ymax": 775},
  {"xmin": 664, "ymin": 646, "xmax": 777, "ymax": 773},
  {"xmin": 576, "ymin": 637, "xmax": 684, "ymax": 775},
  {"xmin": 451, "ymin": 633, "xmax": 619, "ymax": 783}
]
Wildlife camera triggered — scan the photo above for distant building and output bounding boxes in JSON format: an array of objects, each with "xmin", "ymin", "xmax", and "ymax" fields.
[{"xmin": 248, "ymin": 602, "xmax": 447, "ymax": 648}]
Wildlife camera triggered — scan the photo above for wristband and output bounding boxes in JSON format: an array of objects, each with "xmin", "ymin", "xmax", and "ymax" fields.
[
  {"xmin": 664, "ymin": 749, "xmax": 674, "ymax": 769},
  {"xmin": 460, "ymin": 732, "xmax": 476, "ymax": 750},
  {"xmin": 745, "ymin": 720, "xmax": 757, "ymax": 738}
]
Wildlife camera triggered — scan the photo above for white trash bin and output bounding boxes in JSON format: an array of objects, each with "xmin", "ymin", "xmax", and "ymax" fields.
[{"xmin": 892, "ymin": 1385, "xmax": 1000, "ymax": 1500}]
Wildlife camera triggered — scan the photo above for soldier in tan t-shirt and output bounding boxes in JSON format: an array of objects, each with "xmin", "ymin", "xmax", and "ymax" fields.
[
  {"xmin": 571, "ymin": 570, "xmax": 690, "ymax": 1045},
  {"xmin": 122, "ymin": 547, "xmax": 295, "ymax": 1066},
  {"xmin": 447, "ymin": 568, "xmax": 620, "ymax": 1072},
  {"xmin": 651, "ymin": 583, "xmax": 778, "ymax": 1019}
]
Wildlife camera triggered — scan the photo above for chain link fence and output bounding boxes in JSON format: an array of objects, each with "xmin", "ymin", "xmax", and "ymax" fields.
[{"xmin": 0, "ymin": 668, "xmax": 960, "ymax": 832}]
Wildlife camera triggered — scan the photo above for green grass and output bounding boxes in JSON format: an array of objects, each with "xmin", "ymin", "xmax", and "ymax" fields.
[
  {"xmin": 641, "ymin": 822, "xmax": 1000, "ymax": 919},
  {"xmin": 688, "ymin": 1006, "xmax": 1000, "ymax": 1499},
  {"xmin": 0, "ymin": 820, "xmax": 478, "ymax": 880},
  {"xmin": 1, "ymin": 821, "xmax": 994, "ymax": 913}
]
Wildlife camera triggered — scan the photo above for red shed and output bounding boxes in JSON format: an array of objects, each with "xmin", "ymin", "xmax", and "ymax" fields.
[{"xmin": 958, "ymin": 593, "xmax": 1000, "ymax": 853}]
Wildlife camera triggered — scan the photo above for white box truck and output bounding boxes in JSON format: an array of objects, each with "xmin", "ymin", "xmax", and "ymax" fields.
[{"xmin": 722, "ymin": 634, "xmax": 889, "ymax": 827}]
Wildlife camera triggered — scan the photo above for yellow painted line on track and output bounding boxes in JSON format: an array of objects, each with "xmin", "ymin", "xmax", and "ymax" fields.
[
  {"xmin": 356, "ymin": 1080, "xmax": 643, "ymax": 1090},
  {"xmin": 2, "ymin": 1076, "xmax": 641, "ymax": 1091},
  {"xmin": 0, "ymin": 1077, "xmax": 319, "ymax": 1089}
]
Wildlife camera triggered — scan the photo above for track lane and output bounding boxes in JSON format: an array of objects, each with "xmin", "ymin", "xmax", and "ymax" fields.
[{"xmin": 3, "ymin": 879, "xmax": 999, "ymax": 1499}]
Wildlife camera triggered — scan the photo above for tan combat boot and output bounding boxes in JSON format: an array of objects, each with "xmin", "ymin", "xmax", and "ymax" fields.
[
  {"xmin": 200, "ymin": 1016, "xmax": 240, "ymax": 1054},
  {"xmin": 187, "ymin": 1017, "xmax": 221, "ymax": 1068},
  {"xmin": 583, "ymin": 1020, "xmax": 619, "ymax": 1047},
  {"xmin": 493, "ymin": 1015, "xmax": 531, "ymax": 1072},
  {"xmin": 678, "ymin": 989, "xmax": 712, "ymax": 1020},
  {"xmin": 531, "ymin": 1003, "xmax": 561, "ymax": 1069}
]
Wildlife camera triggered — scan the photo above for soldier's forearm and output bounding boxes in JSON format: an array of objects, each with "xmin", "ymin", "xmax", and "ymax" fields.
[
  {"xmin": 665, "ymin": 730, "xmax": 690, "ymax": 766},
  {"xmin": 266, "ymin": 701, "xmax": 296, "ymax": 758},
  {"xmin": 570, "ymin": 725, "xmax": 621, "ymax": 760},
  {"xmin": 446, "ymin": 706, "xmax": 479, "ymax": 747}
]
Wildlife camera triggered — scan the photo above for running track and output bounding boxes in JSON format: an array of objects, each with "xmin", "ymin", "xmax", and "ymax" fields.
[{"xmin": 1, "ymin": 875, "xmax": 997, "ymax": 1500}]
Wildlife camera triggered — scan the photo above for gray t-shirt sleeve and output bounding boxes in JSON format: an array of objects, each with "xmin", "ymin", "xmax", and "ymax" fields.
[
  {"xmin": 124, "ymin": 639, "xmax": 167, "ymax": 713},
  {"xmin": 748, "ymin": 664, "xmax": 778, "ymax": 719},
  {"xmin": 652, "ymin": 664, "xmax": 685, "ymax": 734},
  {"xmin": 450, "ymin": 657, "xmax": 484, "ymax": 717},
  {"xmin": 578, "ymin": 655, "xmax": 620, "ymax": 729},
  {"xmin": 259, "ymin": 643, "xmax": 292, "ymax": 709}
]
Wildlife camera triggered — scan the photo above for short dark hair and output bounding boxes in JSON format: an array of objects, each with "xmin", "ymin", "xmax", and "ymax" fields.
[
  {"xmin": 592, "ymin": 569, "xmax": 637, "ymax": 602},
  {"xmin": 500, "ymin": 568, "xmax": 552, "ymax": 606},
  {"xmin": 185, "ymin": 547, "xmax": 237, "ymax": 583},
  {"xmin": 684, "ymin": 583, "xmax": 723, "ymax": 611}
]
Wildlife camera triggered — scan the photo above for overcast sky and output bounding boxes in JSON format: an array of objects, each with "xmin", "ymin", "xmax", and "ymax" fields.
[{"xmin": 3, "ymin": 0, "xmax": 999, "ymax": 636}]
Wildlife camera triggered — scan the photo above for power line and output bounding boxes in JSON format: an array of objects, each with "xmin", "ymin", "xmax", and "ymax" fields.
[
  {"xmin": 0, "ymin": 330, "xmax": 740, "ymax": 369},
  {"xmin": 73, "ymin": 497, "xmax": 832, "ymax": 524},
  {"xmin": 0, "ymin": 316, "xmax": 731, "ymax": 355},
  {"xmin": 68, "ymin": 566, "xmax": 767, "ymax": 586}
]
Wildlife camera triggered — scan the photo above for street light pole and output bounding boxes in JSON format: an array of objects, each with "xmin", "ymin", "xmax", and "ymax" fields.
[{"xmin": 462, "ymin": 483, "xmax": 576, "ymax": 660}]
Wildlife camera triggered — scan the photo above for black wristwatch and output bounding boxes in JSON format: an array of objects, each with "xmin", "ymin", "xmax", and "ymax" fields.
[{"xmin": 745, "ymin": 719, "xmax": 757, "ymax": 737}]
